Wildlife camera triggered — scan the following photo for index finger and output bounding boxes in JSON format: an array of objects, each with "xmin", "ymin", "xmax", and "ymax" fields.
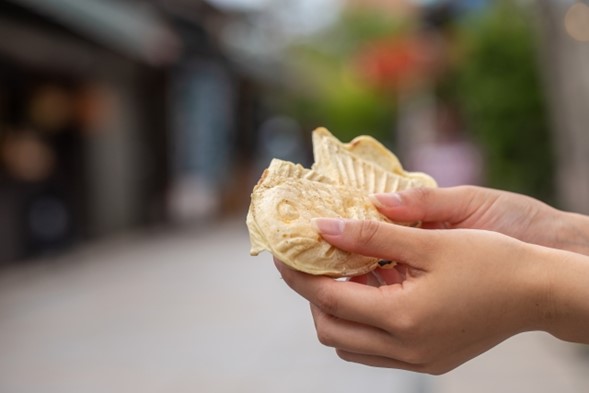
[
  {"xmin": 313, "ymin": 218, "xmax": 436, "ymax": 270},
  {"xmin": 274, "ymin": 258, "xmax": 399, "ymax": 331},
  {"xmin": 372, "ymin": 186, "xmax": 486, "ymax": 226}
]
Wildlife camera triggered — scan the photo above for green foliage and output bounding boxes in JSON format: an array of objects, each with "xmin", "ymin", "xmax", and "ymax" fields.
[
  {"xmin": 293, "ymin": 67, "xmax": 393, "ymax": 142},
  {"xmin": 319, "ymin": 79, "xmax": 393, "ymax": 143},
  {"xmin": 284, "ymin": 1, "xmax": 555, "ymax": 198},
  {"xmin": 455, "ymin": 1, "xmax": 554, "ymax": 201},
  {"xmin": 336, "ymin": 9, "xmax": 409, "ymax": 48},
  {"xmin": 285, "ymin": 10, "xmax": 408, "ymax": 144}
]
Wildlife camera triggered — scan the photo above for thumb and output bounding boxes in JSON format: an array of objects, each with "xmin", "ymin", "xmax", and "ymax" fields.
[
  {"xmin": 371, "ymin": 186, "xmax": 481, "ymax": 227},
  {"xmin": 312, "ymin": 218, "xmax": 435, "ymax": 270}
]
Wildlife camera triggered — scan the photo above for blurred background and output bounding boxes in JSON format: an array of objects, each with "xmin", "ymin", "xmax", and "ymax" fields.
[{"xmin": 1, "ymin": 0, "xmax": 589, "ymax": 391}]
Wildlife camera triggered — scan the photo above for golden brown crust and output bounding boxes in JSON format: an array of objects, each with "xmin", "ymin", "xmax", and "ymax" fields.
[
  {"xmin": 246, "ymin": 128, "xmax": 437, "ymax": 277},
  {"xmin": 247, "ymin": 160, "xmax": 387, "ymax": 276}
]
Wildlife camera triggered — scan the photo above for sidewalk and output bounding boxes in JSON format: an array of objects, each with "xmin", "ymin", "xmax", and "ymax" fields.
[
  {"xmin": 0, "ymin": 219, "xmax": 587, "ymax": 392},
  {"xmin": 429, "ymin": 332, "xmax": 589, "ymax": 393}
]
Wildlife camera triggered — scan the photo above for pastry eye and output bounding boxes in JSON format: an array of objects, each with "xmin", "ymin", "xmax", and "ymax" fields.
[{"xmin": 277, "ymin": 200, "xmax": 300, "ymax": 223}]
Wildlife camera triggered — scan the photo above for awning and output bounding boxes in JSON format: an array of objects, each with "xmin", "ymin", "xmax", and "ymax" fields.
[{"xmin": 6, "ymin": 0, "xmax": 182, "ymax": 66}]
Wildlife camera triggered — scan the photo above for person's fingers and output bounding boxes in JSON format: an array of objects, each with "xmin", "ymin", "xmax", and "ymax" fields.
[
  {"xmin": 335, "ymin": 349, "xmax": 424, "ymax": 372},
  {"xmin": 347, "ymin": 273, "xmax": 370, "ymax": 285},
  {"xmin": 334, "ymin": 349, "xmax": 441, "ymax": 374},
  {"xmin": 371, "ymin": 186, "xmax": 491, "ymax": 226},
  {"xmin": 348, "ymin": 273, "xmax": 382, "ymax": 286},
  {"xmin": 311, "ymin": 218, "xmax": 435, "ymax": 270},
  {"xmin": 348, "ymin": 267, "xmax": 405, "ymax": 287},
  {"xmin": 336, "ymin": 330, "xmax": 508, "ymax": 375},
  {"xmin": 309, "ymin": 304, "xmax": 404, "ymax": 358},
  {"xmin": 274, "ymin": 259, "xmax": 401, "ymax": 330},
  {"xmin": 374, "ymin": 265, "xmax": 406, "ymax": 285}
]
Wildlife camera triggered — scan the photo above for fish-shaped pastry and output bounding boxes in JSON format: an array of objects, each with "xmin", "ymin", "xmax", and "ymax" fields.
[
  {"xmin": 247, "ymin": 159, "xmax": 389, "ymax": 277},
  {"xmin": 312, "ymin": 127, "xmax": 437, "ymax": 192},
  {"xmin": 246, "ymin": 128, "xmax": 436, "ymax": 277}
]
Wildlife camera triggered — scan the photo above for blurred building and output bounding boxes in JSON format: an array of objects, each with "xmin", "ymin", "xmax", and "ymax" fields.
[{"xmin": 0, "ymin": 0, "xmax": 272, "ymax": 263}]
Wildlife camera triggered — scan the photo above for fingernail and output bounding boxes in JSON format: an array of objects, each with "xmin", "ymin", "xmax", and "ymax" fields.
[
  {"xmin": 311, "ymin": 218, "xmax": 345, "ymax": 236},
  {"xmin": 371, "ymin": 193, "xmax": 403, "ymax": 208}
]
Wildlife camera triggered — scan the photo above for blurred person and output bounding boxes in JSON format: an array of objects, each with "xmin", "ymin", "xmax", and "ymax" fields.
[
  {"xmin": 408, "ymin": 102, "xmax": 483, "ymax": 187},
  {"xmin": 275, "ymin": 186, "xmax": 589, "ymax": 374}
]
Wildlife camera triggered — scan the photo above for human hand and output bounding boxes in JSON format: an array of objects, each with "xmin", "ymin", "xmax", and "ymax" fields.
[
  {"xmin": 275, "ymin": 218, "xmax": 550, "ymax": 374},
  {"xmin": 372, "ymin": 186, "xmax": 589, "ymax": 256}
]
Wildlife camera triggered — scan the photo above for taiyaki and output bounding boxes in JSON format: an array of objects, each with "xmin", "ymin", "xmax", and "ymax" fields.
[
  {"xmin": 246, "ymin": 128, "xmax": 436, "ymax": 277},
  {"xmin": 312, "ymin": 127, "xmax": 437, "ymax": 192},
  {"xmin": 247, "ymin": 159, "xmax": 389, "ymax": 276}
]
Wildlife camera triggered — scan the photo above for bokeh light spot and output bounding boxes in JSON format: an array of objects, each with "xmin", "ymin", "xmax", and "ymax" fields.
[{"xmin": 565, "ymin": 2, "xmax": 589, "ymax": 42}]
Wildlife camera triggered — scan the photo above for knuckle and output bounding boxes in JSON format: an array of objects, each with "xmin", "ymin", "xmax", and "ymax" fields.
[
  {"xmin": 458, "ymin": 184, "xmax": 484, "ymax": 206},
  {"xmin": 408, "ymin": 186, "xmax": 435, "ymax": 207},
  {"xmin": 316, "ymin": 326, "xmax": 336, "ymax": 347},
  {"xmin": 404, "ymin": 361, "xmax": 450, "ymax": 376},
  {"xmin": 315, "ymin": 286, "xmax": 339, "ymax": 316},
  {"xmin": 459, "ymin": 185, "xmax": 479, "ymax": 202},
  {"xmin": 311, "ymin": 305, "xmax": 338, "ymax": 347},
  {"xmin": 335, "ymin": 348, "xmax": 354, "ymax": 362},
  {"xmin": 458, "ymin": 184, "xmax": 478, "ymax": 195},
  {"xmin": 424, "ymin": 361, "xmax": 455, "ymax": 376},
  {"xmin": 412, "ymin": 186, "xmax": 433, "ymax": 200},
  {"xmin": 402, "ymin": 346, "xmax": 432, "ymax": 366},
  {"xmin": 405, "ymin": 187, "xmax": 436, "ymax": 222},
  {"xmin": 427, "ymin": 366, "xmax": 450, "ymax": 376},
  {"xmin": 356, "ymin": 220, "xmax": 381, "ymax": 247},
  {"xmin": 401, "ymin": 350, "xmax": 424, "ymax": 366}
]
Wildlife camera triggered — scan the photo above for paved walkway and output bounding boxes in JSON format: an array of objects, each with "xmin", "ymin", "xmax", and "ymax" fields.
[{"xmin": 0, "ymin": 220, "xmax": 587, "ymax": 392}]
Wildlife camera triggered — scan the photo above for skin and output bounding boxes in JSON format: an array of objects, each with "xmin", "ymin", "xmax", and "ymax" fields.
[
  {"xmin": 274, "ymin": 186, "xmax": 589, "ymax": 375},
  {"xmin": 370, "ymin": 186, "xmax": 589, "ymax": 256}
]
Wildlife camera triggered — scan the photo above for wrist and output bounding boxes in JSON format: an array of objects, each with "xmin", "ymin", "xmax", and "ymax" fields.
[
  {"xmin": 513, "ymin": 244, "xmax": 557, "ymax": 334},
  {"xmin": 521, "ymin": 245, "xmax": 558, "ymax": 333},
  {"xmin": 553, "ymin": 211, "xmax": 589, "ymax": 256},
  {"xmin": 532, "ymin": 247, "xmax": 589, "ymax": 344}
]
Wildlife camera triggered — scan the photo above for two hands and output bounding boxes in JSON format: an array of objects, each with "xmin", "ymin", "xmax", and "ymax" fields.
[{"xmin": 274, "ymin": 186, "xmax": 589, "ymax": 374}]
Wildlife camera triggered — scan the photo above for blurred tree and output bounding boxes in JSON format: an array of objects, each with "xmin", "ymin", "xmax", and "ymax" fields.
[
  {"xmin": 535, "ymin": 0, "xmax": 589, "ymax": 214},
  {"xmin": 454, "ymin": 0, "xmax": 554, "ymax": 202},
  {"xmin": 285, "ymin": 0, "xmax": 558, "ymax": 206},
  {"xmin": 286, "ymin": 9, "xmax": 412, "ymax": 144}
]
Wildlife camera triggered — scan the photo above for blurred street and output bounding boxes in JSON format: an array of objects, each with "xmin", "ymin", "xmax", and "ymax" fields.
[
  {"xmin": 2, "ymin": 1, "xmax": 589, "ymax": 392},
  {"xmin": 1, "ymin": 220, "xmax": 588, "ymax": 393}
]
